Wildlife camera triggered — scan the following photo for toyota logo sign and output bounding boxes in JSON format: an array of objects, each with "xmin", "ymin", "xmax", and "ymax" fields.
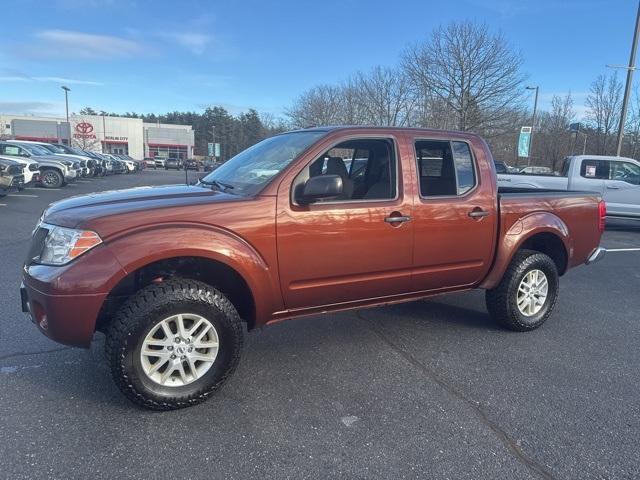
[{"xmin": 75, "ymin": 122, "xmax": 94, "ymax": 134}]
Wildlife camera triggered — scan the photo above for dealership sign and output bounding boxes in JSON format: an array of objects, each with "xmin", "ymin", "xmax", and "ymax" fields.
[{"xmin": 73, "ymin": 122, "xmax": 96, "ymax": 140}]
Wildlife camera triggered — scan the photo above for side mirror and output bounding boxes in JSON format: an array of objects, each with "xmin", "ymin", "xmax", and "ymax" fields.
[{"xmin": 299, "ymin": 174, "xmax": 343, "ymax": 204}]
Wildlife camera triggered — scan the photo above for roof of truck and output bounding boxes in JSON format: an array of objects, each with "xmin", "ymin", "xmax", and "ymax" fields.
[{"xmin": 293, "ymin": 125, "xmax": 483, "ymax": 138}]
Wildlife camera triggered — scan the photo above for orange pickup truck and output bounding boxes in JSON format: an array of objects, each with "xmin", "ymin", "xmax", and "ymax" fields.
[{"xmin": 21, "ymin": 127, "xmax": 606, "ymax": 409}]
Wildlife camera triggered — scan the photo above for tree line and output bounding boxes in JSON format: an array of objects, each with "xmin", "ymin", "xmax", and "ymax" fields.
[
  {"xmin": 287, "ymin": 20, "xmax": 640, "ymax": 168},
  {"xmin": 77, "ymin": 106, "xmax": 287, "ymax": 160},
  {"xmin": 80, "ymin": 20, "xmax": 640, "ymax": 168}
]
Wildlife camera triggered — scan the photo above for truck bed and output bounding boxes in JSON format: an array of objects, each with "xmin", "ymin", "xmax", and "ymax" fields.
[{"xmin": 496, "ymin": 187, "xmax": 602, "ymax": 271}]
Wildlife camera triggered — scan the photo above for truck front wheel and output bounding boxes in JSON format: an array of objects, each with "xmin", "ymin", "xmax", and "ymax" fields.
[
  {"xmin": 105, "ymin": 278, "xmax": 244, "ymax": 410},
  {"xmin": 485, "ymin": 249, "xmax": 559, "ymax": 332}
]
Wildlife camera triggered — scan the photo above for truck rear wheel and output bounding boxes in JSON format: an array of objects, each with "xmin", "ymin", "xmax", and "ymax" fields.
[
  {"xmin": 485, "ymin": 249, "xmax": 559, "ymax": 331},
  {"xmin": 105, "ymin": 278, "xmax": 244, "ymax": 410}
]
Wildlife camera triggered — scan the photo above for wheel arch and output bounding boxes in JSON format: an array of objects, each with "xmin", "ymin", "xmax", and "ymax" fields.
[
  {"xmin": 95, "ymin": 225, "xmax": 281, "ymax": 333},
  {"xmin": 481, "ymin": 212, "xmax": 571, "ymax": 289},
  {"xmin": 97, "ymin": 255, "xmax": 258, "ymax": 333}
]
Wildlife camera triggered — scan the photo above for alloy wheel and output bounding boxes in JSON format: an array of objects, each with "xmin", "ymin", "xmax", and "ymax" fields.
[{"xmin": 139, "ymin": 313, "xmax": 219, "ymax": 387}]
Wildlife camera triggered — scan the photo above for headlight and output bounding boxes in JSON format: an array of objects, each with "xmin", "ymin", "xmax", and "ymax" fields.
[{"xmin": 39, "ymin": 225, "xmax": 102, "ymax": 265}]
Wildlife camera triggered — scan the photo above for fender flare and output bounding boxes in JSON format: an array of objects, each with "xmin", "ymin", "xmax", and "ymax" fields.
[
  {"xmin": 480, "ymin": 211, "xmax": 572, "ymax": 290},
  {"xmin": 102, "ymin": 223, "xmax": 281, "ymax": 323}
]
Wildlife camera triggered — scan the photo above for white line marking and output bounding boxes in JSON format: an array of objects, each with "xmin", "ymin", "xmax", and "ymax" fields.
[
  {"xmin": 341, "ymin": 416, "xmax": 360, "ymax": 427},
  {"xmin": 8, "ymin": 194, "xmax": 38, "ymax": 197},
  {"xmin": 606, "ymin": 248, "xmax": 640, "ymax": 252},
  {"xmin": 0, "ymin": 203, "xmax": 7, "ymax": 207}
]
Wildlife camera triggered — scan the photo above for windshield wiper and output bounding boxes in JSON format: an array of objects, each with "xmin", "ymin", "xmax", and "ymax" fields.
[{"xmin": 198, "ymin": 179, "xmax": 236, "ymax": 192}]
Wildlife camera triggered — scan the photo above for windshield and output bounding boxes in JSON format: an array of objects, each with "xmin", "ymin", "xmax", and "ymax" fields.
[
  {"xmin": 40, "ymin": 143, "xmax": 65, "ymax": 154},
  {"xmin": 19, "ymin": 143, "xmax": 53, "ymax": 156},
  {"xmin": 199, "ymin": 131, "xmax": 325, "ymax": 195},
  {"xmin": 68, "ymin": 146, "xmax": 88, "ymax": 156}
]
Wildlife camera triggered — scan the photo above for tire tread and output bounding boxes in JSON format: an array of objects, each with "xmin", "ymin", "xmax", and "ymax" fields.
[{"xmin": 105, "ymin": 278, "xmax": 243, "ymax": 410}]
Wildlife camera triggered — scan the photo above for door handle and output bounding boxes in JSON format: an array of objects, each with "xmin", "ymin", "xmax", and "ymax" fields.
[
  {"xmin": 384, "ymin": 215, "xmax": 411, "ymax": 223},
  {"xmin": 468, "ymin": 209, "xmax": 490, "ymax": 219},
  {"xmin": 606, "ymin": 185, "xmax": 620, "ymax": 189}
]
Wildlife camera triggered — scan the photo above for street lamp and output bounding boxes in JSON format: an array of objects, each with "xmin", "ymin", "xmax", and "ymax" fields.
[
  {"xmin": 526, "ymin": 85, "xmax": 539, "ymax": 166},
  {"xmin": 61, "ymin": 86, "xmax": 71, "ymax": 145},
  {"xmin": 611, "ymin": 1, "xmax": 640, "ymax": 156}
]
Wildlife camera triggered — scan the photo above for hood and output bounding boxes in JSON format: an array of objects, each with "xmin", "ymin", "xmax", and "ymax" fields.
[
  {"xmin": 32, "ymin": 153, "xmax": 70, "ymax": 164},
  {"xmin": 55, "ymin": 153, "xmax": 91, "ymax": 162},
  {"xmin": 44, "ymin": 183, "xmax": 240, "ymax": 229}
]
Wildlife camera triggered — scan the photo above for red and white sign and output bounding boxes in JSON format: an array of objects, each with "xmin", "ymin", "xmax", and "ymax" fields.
[{"xmin": 73, "ymin": 122, "xmax": 96, "ymax": 139}]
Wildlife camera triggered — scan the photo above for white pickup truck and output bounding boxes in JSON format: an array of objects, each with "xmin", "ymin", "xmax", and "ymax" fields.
[{"xmin": 497, "ymin": 155, "xmax": 640, "ymax": 219}]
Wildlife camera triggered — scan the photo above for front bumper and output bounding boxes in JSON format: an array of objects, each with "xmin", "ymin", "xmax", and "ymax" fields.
[
  {"xmin": 20, "ymin": 243, "xmax": 126, "ymax": 348},
  {"xmin": 20, "ymin": 280, "xmax": 105, "ymax": 347},
  {"xmin": 64, "ymin": 169, "xmax": 81, "ymax": 182}
]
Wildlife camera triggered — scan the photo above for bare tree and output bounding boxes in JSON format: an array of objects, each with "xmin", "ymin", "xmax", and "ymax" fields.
[
  {"xmin": 401, "ymin": 21, "xmax": 526, "ymax": 136},
  {"xmin": 585, "ymin": 73, "xmax": 623, "ymax": 155},
  {"xmin": 351, "ymin": 66, "xmax": 416, "ymax": 126},
  {"xmin": 536, "ymin": 93, "xmax": 575, "ymax": 169},
  {"xmin": 286, "ymin": 85, "xmax": 345, "ymax": 128}
]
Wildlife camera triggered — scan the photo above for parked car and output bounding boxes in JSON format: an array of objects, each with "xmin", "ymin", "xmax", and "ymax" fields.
[
  {"xmin": 164, "ymin": 157, "xmax": 183, "ymax": 170},
  {"xmin": 113, "ymin": 154, "xmax": 138, "ymax": 173},
  {"xmin": 0, "ymin": 144, "xmax": 40, "ymax": 185},
  {"xmin": 20, "ymin": 126, "xmax": 607, "ymax": 410},
  {"xmin": 0, "ymin": 156, "xmax": 25, "ymax": 196},
  {"xmin": 144, "ymin": 157, "xmax": 157, "ymax": 169},
  {"xmin": 82, "ymin": 151, "xmax": 107, "ymax": 176},
  {"xmin": 154, "ymin": 156, "xmax": 167, "ymax": 168},
  {"xmin": 203, "ymin": 159, "xmax": 222, "ymax": 172},
  {"xmin": 0, "ymin": 141, "xmax": 79, "ymax": 188},
  {"xmin": 497, "ymin": 155, "xmax": 640, "ymax": 219},
  {"xmin": 22, "ymin": 142, "xmax": 94, "ymax": 177},
  {"xmin": 184, "ymin": 159, "xmax": 200, "ymax": 171},
  {"xmin": 112, "ymin": 159, "xmax": 127, "ymax": 174}
]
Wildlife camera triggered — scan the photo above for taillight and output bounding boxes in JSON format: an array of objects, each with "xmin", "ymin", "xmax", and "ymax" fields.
[{"xmin": 598, "ymin": 200, "xmax": 606, "ymax": 233}]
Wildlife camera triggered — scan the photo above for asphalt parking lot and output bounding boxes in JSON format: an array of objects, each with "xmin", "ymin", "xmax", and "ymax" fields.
[{"xmin": 1, "ymin": 171, "xmax": 639, "ymax": 480}]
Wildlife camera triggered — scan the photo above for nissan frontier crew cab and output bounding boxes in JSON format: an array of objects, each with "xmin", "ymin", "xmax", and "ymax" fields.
[{"xmin": 21, "ymin": 127, "xmax": 607, "ymax": 410}]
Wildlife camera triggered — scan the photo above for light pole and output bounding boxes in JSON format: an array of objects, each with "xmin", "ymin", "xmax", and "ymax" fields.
[
  {"xmin": 61, "ymin": 86, "xmax": 71, "ymax": 144},
  {"xmin": 615, "ymin": 1, "xmax": 640, "ymax": 156},
  {"xmin": 526, "ymin": 85, "xmax": 539, "ymax": 166}
]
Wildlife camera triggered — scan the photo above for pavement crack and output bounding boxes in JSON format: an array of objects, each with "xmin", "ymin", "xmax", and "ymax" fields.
[
  {"xmin": 0, "ymin": 346, "xmax": 72, "ymax": 363},
  {"xmin": 356, "ymin": 310, "xmax": 556, "ymax": 480}
]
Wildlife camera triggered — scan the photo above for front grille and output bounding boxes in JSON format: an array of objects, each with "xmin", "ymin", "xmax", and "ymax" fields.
[
  {"xmin": 7, "ymin": 165, "xmax": 23, "ymax": 175},
  {"xmin": 25, "ymin": 226, "xmax": 49, "ymax": 265},
  {"xmin": 29, "ymin": 163, "xmax": 40, "ymax": 172},
  {"xmin": 11, "ymin": 175, "xmax": 25, "ymax": 187}
]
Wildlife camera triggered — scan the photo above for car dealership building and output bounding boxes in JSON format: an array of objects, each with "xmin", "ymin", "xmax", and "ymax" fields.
[{"xmin": 0, "ymin": 113, "xmax": 195, "ymax": 160}]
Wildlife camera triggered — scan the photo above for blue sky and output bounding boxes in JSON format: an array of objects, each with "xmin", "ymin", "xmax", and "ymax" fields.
[{"xmin": 0, "ymin": 0, "xmax": 637, "ymax": 120}]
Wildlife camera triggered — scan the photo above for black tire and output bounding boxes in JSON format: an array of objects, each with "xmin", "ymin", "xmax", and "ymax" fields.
[
  {"xmin": 105, "ymin": 278, "xmax": 244, "ymax": 410},
  {"xmin": 40, "ymin": 169, "xmax": 64, "ymax": 189},
  {"xmin": 485, "ymin": 249, "xmax": 559, "ymax": 332}
]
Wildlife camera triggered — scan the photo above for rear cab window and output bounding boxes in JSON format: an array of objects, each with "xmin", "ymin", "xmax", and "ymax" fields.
[{"xmin": 415, "ymin": 140, "xmax": 477, "ymax": 197}]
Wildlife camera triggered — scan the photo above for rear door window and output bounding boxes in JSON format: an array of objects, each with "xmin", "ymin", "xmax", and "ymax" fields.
[
  {"xmin": 416, "ymin": 140, "xmax": 477, "ymax": 197},
  {"xmin": 580, "ymin": 159, "xmax": 609, "ymax": 179}
]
